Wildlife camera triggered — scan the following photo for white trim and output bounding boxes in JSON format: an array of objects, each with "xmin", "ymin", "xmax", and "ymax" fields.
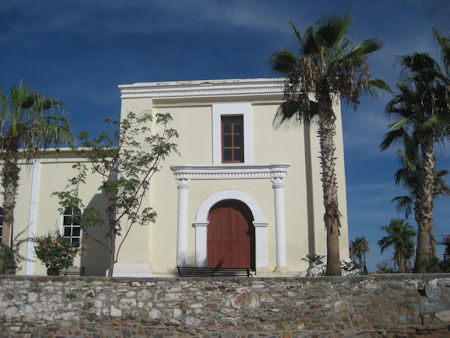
[
  {"xmin": 111, "ymin": 261, "xmax": 152, "ymax": 277},
  {"xmin": 195, "ymin": 190, "xmax": 266, "ymax": 223},
  {"xmin": 176, "ymin": 179, "xmax": 190, "ymax": 267},
  {"xmin": 212, "ymin": 102, "xmax": 252, "ymax": 164},
  {"xmin": 253, "ymin": 222, "xmax": 268, "ymax": 268},
  {"xmin": 193, "ymin": 189, "xmax": 268, "ymax": 268},
  {"xmin": 119, "ymin": 78, "xmax": 284, "ymax": 99},
  {"xmin": 170, "ymin": 163, "xmax": 290, "ymax": 180},
  {"xmin": 271, "ymin": 177, "xmax": 287, "ymax": 268},
  {"xmin": 26, "ymin": 160, "xmax": 40, "ymax": 275},
  {"xmin": 192, "ymin": 222, "xmax": 208, "ymax": 267}
]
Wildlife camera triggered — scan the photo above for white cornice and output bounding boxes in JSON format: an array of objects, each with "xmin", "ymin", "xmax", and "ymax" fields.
[
  {"xmin": 170, "ymin": 163, "xmax": 290, "ymax": 180},
  {"xmin": 119, "ymin": 78, "xmax": 284, "ymax": 99}
]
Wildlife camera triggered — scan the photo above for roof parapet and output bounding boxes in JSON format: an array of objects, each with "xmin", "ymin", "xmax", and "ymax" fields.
[{"xmin": 118, "ymin": 78, "xmax": 285, "ymax": 99}]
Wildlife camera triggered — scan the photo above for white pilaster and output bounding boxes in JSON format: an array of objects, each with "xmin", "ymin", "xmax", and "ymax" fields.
[
  {"xmin": 253, "ymin": 222, "xmax": 268, "ymax": 268},
  {"xmin": 176, "ymin": 179, "xmax": 190, "ymax": 267},
  {"xmin": 26, "ymin": 160, "xmax": 40, "ymax": 275},
  {"xmin": 271, "ymin": 177, "xmax": 287, "ymax": 269},
  {"xmin": 193, "ymin": 221, "xmax": 208, "ymax": 267}
]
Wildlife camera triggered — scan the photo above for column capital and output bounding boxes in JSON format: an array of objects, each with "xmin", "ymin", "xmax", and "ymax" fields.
[
  {"xmin": 176, "ymin": 178, "xmax": 190, "ymax": 189},
  {"xmin": 192, "ymin": 221, "xmax": 209, "ymax": 228},
  {"xmin": 271, "ymin": 176, "xmax": 285, "ymax": 188},
  {"xmin": 253, "ymin": 221, "xmax": 268, "ymax": 228}
]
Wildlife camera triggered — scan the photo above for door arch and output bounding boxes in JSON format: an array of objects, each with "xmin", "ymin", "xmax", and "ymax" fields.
[{"xmin": 207, "ymin": 199, "xmax": 255, "ymax": 270}]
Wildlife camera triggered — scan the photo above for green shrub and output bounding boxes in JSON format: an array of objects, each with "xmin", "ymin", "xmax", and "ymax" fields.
[{"xmin": 34, "ymin": 232, "xmax": 80, "ymax": 273}]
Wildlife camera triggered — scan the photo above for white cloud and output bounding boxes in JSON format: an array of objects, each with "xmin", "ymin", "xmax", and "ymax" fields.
[{"xmin": 0, "ymin": 0, "xmax": 296, "ymax": 46}]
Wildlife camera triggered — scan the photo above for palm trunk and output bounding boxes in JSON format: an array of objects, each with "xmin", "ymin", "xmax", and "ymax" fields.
[
  {"xmin": 413, "ymin": 136, "xmax": 434, "ymax": 273},
  {"xmin": 318, "ymin": 92, "xmax": 341, "ymax": 276},
  {"xmin": 429, "ymin": 227, "xmax": 437, "ymax": 258},
  {"xmin": 357, "ymin": 254, "xmax": 363, "ymax": 273},
  {"xmin": 0, "ymin": 139, "xmax": 20, "ymax": 273}
]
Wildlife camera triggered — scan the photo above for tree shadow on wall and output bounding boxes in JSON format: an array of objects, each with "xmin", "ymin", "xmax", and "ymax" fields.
[{"xmin": 81, "ymin": 193, "xmax": 110, "ymax": 276}]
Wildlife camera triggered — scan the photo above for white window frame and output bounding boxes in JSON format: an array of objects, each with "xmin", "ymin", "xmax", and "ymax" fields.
[
  {"xmin": 212, "ymin": 103, "xmax": 252, "ymax": 164},
  {"xmin": 59, "ymin": 207, "xmax": 83, "ymax": 248}
]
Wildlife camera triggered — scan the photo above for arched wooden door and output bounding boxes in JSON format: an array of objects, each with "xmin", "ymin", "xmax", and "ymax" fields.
[{"xmin": 207, "ymin": 199, "xmax": 255, "ymax": 270}]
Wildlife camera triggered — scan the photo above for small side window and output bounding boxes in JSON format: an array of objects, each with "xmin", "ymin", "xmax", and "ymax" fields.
[{"xmin": 62, "ymin": 208, "xmax": 82, "ymax": 247}]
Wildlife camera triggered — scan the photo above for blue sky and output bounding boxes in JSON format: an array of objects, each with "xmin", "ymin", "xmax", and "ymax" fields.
[{"xmin": 1, "ymin": 0, "xmax": 449, "ymax": 272}]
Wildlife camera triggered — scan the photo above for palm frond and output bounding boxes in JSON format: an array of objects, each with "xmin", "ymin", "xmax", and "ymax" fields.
[
  {"xmin": 367, "ymin": 78, "xmax": 393, "ymax": 94},
  {"xmin": 389, "ymin": 117, "xmax": 411, "ymax": 130},
  {"xmin": 270, "ymin": 49, "xmax": 300, "ymax": 74},
  {"xmin": 314, "ymin": 13, "xmax": 352, "ymax": 51},
  {"xmin": 380, "ymin": 127, "xmax": 407, "ymax": 150},
  {"xmin": 345, "ymin": 38, "xmax": 383, "ymax": 61},
  {"xmin": 420, "ymin": 108, "xmax": 450, "ymax": 131},
  {"xmin": 432, "ymin": 28, "xmax": 450, "ymax": 74},
  {"xmin": 302, "ymin": 25, "xmax": 318, "ymax": 56},
  {"xmin": 273, "ymin": 98, "xmax": 317, "ymax": 128},
  {"xmin": 391, "ymin": 195, "xmax": 413, "ymax": 219},
  {"xmin": 288, "ymin": 20, "xmax": 304, "ymax": 48}
]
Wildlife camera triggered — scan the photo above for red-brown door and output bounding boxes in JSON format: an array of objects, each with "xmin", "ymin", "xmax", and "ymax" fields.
[{"xmin": 207, "ymin": 200, "xmax": 255, "ymax": 269}]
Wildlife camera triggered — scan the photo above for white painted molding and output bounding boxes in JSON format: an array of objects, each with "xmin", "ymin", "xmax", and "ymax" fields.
[
  {"xmin": 192, "ymin": 222, "xmax": 209, "ymax": 267},
  {"xmin": 170, "ymin": 163, "xmax": 290, "ymax": 181},
  {"xmin": 171, "ymin": 165, "xmax": 290, "ymax": 269},
  {"xmin": 212, "ymin": 102, "xmax": 252, "ymax": 164},
  {"xmin": 176, "ymin": 179, "xmax": 190, "ymax": 267},
  {"xmin": 271, "ymin": 176, "xmax": 286, "ymax": 188},
  {"xmin": 272, "ymin": 177, "xmax": 287, "ymax": 268},
  {"xmin": 119, "ymin": 78, "xmax": 284, "ymax": 99},
  {"xmin": 26, "ymin": 160, "xmax": 40, "ymax": 275},
  {"xmin": 194, "ymin": 189, "xmax": 268, "ymax": 268},
  {"xmin": 195, "ymin": 189, "xmax": 266, "ymax": 223},
  {"xmin": 253, "ymin": 222, "xmax": 269, "ymax": 268}
]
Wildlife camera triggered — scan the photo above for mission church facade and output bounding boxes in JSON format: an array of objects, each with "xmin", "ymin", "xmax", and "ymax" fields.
[{"xmin": 1, "ymin": 78, "xmax": 349, "ymax": 277}]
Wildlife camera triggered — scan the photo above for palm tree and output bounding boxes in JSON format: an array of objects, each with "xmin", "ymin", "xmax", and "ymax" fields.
[
  {"xmin": 378, "ymin": 219, "xmax": 416, "ymax": 273},
  {"xmin": 0, "ymin": 83, "xmax": 72, "ymax": 271},
  {"xmin": 271, "ymin": 14, "xmax": 391, "ymax": 275},
  {"xmin": 381, "ymin": 29, "xmax": 449, "ymax": 272},
  {"xmin": 391, "ymin": 132, "xmax": 449, "ymax": 258},
  {"xmin": 350, "ymin": 237, "xmax": 370, "ymax": 273}
]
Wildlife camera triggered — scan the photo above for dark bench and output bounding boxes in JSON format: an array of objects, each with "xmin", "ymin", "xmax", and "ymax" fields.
[{"xmin": 177, "ymin": 266, "xmax": 252, "ymax": 277}]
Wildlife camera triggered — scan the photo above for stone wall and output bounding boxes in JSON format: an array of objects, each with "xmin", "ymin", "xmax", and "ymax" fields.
[{"xmin": 1, "ymin": 274, "xmax": 449, "ymax": 337}]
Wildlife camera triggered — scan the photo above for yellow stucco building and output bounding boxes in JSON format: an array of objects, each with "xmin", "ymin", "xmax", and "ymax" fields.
[{"xmin": 1, "ymin": 78, "xmax": 349, "ymax": 277}]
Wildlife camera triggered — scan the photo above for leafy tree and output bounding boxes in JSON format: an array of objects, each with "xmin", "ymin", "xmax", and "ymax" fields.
[
  {"xmin": 378, "ymin": 219, "xmax": 416, "ymax": 273},
  {"xmin": 0, "ymin": 83, "xmax": 72, "ymax": 272},
  {"xmin": 381, "ymin": 29, "xmax": 450, "ymax": 272},
  {"xmin": 350, "ymin": 237, "xmax": 370, "ymax": 273},
  {"xmin": 302, "ymin": 253, "xmax": 326, "ymax": 276},
  {"xmin": 53, "ymin": 111, "xmax": 178, "ymax": 277},
  {"xmin": 391, "ymin": 132, "xmax": 449, "ymax": 258},
  {"xmin": 271, "ymin": 14, "xmax": 391, "ymax": 275}
]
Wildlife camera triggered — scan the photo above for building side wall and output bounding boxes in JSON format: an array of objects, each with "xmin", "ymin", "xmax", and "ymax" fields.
[{"xmin": 1, "ymin": 155, "xmax": 109, "ymax": 276}]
